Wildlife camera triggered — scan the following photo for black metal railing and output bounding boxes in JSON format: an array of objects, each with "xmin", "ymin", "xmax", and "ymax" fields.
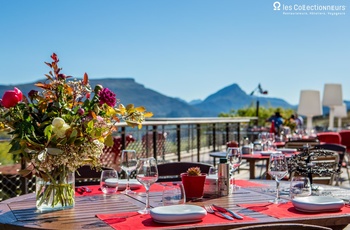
[{"xmin": 0, "ymin": 117, "xmax": 255, "ymax": 201}]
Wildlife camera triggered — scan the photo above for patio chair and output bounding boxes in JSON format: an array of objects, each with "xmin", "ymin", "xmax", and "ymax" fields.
[
  {"xmin": 75, "ymin": 165, "xmax": 113, "ymax": 186},
  {"xmin": 289, "ymin": 147, "xmax": 340, "ymax": 185},
  {"xmin": 339, "ymin": 130, "xmax": 350, "ymax": 169},
  {"xmin": 313, "ymin": 143, "xmax": 349, "ymax": 185},
  {"xmin": 100, "ymin": 135, "xmax": 135, "ymax": 167},
  {"xmin": 284, "ymin": 139, "xmax": 319, "ymax": 150},
  {"xmin": 157, "ymin": 161, "xmax": 213, "ymax": 182},
  {"xmin": 317, "ymin": 132, "xmax": 342, "ymax": 144},
  {"xmin": 232, "ymin": 223, "xmax": 332, "ymax": 230}
]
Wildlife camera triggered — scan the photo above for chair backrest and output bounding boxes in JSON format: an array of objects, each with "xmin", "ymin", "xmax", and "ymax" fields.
[
  {"xmin": 289, "ymin": 147, "xmax": 340, "ymax": 185},
  {"xmin": 101, "ymin": 135, "xmax": 135, "ymax": 167},
  {"xmin": 339, "ymin": 130, "xmax": 350, "ymax": 152},
  {"xmin": 157, "ymin": 162, "xmax": 213, "ymax": 182},
  {"xmin": 142, "ymin": 132, "xmax": 167, "ymax": 157},
  {"xmin": 316, "ymin": 132, "xmax": 342, "ymax": 144},
  {"xmin": 75, "ymin": 165, "xmax": 113, "ymax": 186},
  {"xmin": 284, "ymin": 139, "xmax": 319, "ymax": 150},
  {"xmin": 313, "ymin": 143, "xmax": 346, "ymax": 166},
  {"xmin": 226, "ymin": 140, "xmax": 239, "ymax": 148},
  {"xmin": 232, "ymin": 223, "xmax": 332, "ymax": 230}
]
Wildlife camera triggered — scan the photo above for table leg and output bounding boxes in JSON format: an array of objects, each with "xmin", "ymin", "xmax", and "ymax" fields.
[
  {"xmin": 265, "ymin": 160, "xmax": 271, "ymax": 180},
  {"xmin": 246, "ymin": 159, "xmax": 255, "ymax": 179}
]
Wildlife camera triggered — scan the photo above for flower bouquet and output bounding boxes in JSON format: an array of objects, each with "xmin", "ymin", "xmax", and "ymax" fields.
[{"xmin": 0, "ymin": 53, "xmax": 152, "ymax": 210}]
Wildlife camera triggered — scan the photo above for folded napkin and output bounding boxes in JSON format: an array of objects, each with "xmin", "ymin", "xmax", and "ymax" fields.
[
  {"xmin": 96, "ymin": 210, "xmax": 255, "ymax": 230},
  {"xmin": 239, "ymin": 202, "xmax": 350, "ymax": 219},
  {"xmin": 75, "ymin": 183, "xmax": 164, "ymax": 196}
]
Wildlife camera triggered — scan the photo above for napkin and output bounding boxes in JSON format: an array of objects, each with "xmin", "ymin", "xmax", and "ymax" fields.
[
  {"xmin": 239, "ymin": 202, "xmax": 350, "ymax": 219},
  {"xmin": 234, "ymin": 180, "xmax": 268, "ymax": 188},
  {"xmin": 96, "ymin": 211, "xmax": 255, "ymax": 230},
  {"xmin": 75, "ymin": 183, "xmax": 164, "ymax": 196}
]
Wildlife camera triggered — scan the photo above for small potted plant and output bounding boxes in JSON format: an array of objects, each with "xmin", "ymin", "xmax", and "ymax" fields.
[{"xmin": 181, "ymin": 167, "xmax": 207, "ymax": 200}]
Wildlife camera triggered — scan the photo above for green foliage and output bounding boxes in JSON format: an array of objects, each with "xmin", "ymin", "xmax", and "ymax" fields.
[
  {"xmin": 0, "ymin": 141, "xmax": 14, "ymax": 165},
  {"xmin": 219, "ymin": 105, "xmax": 296, "ymax": 127}
]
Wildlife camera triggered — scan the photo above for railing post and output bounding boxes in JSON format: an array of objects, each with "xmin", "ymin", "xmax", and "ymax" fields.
[
  {"xmin": 225, "ymin": 123, "xmax": 230, "ymax": 143},
  {"xmin": 152, "ymin": 125, "xmax": 157, "ymax": 159},
  {"xmin": 212, "ymin": 123, "xmax": 216, "ymax": 151},
  {"xmin": 237, "ymin": 122, "xmax": 241, "ymax": 146},
  {"xmin": 177, "ymin": 124, "xmax": 181, "ymax": 161},
  {"xmin": 197, "ymin": 124, "xmax": 201, "ymax": 162},
  {"xmin": 121, "ymin": 127, "xmax": 126, "ymax": 150}
]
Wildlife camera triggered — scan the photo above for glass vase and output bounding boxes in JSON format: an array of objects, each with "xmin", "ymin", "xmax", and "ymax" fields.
[{"xmin": 35, "ymin": 167, "xmax": 75, "ymax": 211}]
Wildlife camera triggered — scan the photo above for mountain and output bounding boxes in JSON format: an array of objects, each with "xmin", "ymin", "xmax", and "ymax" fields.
[
  {"xmin": 193, "ymin": 84, "xmax": 295, "ymax": 117},
  {"xmin": 1, "ymin": 78, "xmax": 347, "ymax": 118},
  {"xmin": 0, "ymin": 78, "xmax": 204, "ymax": 118}
]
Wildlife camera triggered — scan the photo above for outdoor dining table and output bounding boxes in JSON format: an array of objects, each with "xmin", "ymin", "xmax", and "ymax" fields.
[{"xmin": 1, "ymin": 179, "xmax": 350, "ymax": 230}]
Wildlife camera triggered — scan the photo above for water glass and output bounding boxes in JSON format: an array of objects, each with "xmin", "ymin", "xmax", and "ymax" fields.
[
  {"xmin": 100, "ymin": 169, "xmax": 119, "ymax": 194},
  {"xmin": 162, "ymin": 182, "xmax": 186, "ymax": 206},
  {"xmin": 290, "ymin": 176, "xmax": 312, "ymax": 199}
]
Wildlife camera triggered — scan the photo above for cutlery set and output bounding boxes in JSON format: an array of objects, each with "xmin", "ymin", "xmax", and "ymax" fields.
[{"xmin": 204, "ymin": 204, "xmax": 243, "ymax": 220}]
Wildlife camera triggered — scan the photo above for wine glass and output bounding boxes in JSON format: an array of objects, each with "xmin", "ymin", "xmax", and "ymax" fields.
[
  {"xmin": 136, "ymin": 157, "xmax": 158, "ymax": 214},
  {"xmin": 258, "ymin": 132, "xmax": 268, "ymax": 151},
  {"xmin": 268, "ymin": 152, "xmax": 288, "ymax": 204},
  {"xmin": 120, "ymin": 150, "xmax": 138, "ymax": 194},
  {"xmin": 266, "ymin": 133, "xmax": 276, "ymax": 150},
  {"xmin": 227, "ymin": 147, "xmax": 242, "ymax": 191}
]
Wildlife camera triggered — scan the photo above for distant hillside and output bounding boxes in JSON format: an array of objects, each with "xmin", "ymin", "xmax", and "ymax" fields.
[
  {"xmin": 1, "ymin": 78, "xmax": 348, "ymax": 118},
  {"xmin": 193, "ymin": 84, "xmax": 295, "ymax": 116},
  {"xmin": 0, "ymin": 78, "xmax": 204, "ymax": 118}
]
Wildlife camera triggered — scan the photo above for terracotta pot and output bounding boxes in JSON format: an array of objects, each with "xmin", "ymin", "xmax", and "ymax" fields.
[{"xmin": 181, "ymin": 173, "xmax": 207, "ymax": 200}]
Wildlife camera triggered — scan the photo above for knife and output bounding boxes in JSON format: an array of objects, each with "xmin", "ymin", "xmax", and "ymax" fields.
[{"xmin": 212, "ymin": 204, "xmax": 244, "ymax": 220}]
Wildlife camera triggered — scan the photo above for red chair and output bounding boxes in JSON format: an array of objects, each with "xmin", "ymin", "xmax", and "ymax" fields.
[
  {"xmin": 226, "ymin": 140, "xmax": 239, "ymax": 148},
  {"xmin": 316, "ymin": 132, "xmax": 342, "ymax": 145},
  {"xmin": 339, "ymin": 130, "xmax": 350, "ymax": 153}
]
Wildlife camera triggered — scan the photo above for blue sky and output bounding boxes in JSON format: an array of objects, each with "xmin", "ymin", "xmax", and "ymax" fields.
[{"xmin": 0, "ymin": 0, "xmax": 349, "ymax": 105}]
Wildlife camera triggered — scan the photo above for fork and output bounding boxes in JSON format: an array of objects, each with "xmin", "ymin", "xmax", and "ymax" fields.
[{"xmin": 204, "ymin": 205, "xmax": 233, "ymax": 220}]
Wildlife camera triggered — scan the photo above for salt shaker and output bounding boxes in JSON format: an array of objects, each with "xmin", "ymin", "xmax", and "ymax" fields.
[{"xmin": 217, "ymin": 158, "xmax": 230, "ymax": 196}]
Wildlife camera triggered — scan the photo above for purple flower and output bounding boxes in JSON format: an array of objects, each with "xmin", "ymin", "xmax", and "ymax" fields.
[
  {"xmin": 98, "ymin": 88, "xmax": 116, "ymax": 107},
  {"xmin": 78, "ymin": 108, "xmax": 85, "ymax": 115}
]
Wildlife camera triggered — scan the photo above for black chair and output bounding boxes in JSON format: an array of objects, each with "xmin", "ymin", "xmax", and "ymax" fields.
[
  {"xmin": 313, "ymin": 143, "xmax": 349, "ymax": 185},
  {"xmin": 75, "ymin": 165, "xmax": 136, "ymax": 186},
  {"xmin": 284, "ymin": 139, "xmax": 319, "ymax": 150},
  {"xmin": 157, "ymin": 162, "xmax": 213, "ymax": 182}
]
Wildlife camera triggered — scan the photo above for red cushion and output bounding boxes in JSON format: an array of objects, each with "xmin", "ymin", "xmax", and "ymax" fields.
[{"xmin": 317, "ymin": 132, "xmax": 341, "ymax": 144}]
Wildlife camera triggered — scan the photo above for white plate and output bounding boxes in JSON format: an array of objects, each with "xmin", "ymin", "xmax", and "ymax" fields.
[
  {"xmin": 150, "ymin": 204, "xmax": 207, "ymax": 224},
  {"xmin": 260, "ymin": 151, "xmax": 282, "ymax": 156},
  {"xmin": 105, "ymin": 178, "xmax": 118, "ymax": 187},
  {"xmin": 277, "ymin": 148, "xmax": 297, "ymax": 153},
  {"xmin": 292, "ymin": 196, "xmax": 344, "ymax": 213},
  {"xmin": 117, "ymin": 179, "xmax": 142, "ymax": 190}
]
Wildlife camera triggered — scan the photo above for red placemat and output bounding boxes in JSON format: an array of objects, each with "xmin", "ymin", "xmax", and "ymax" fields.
[
  {"xmin": 239, "ymin": 202, "xmax": 350, "ymax": 219},
  {"xmin": 96, "ymin": 210, "xmax": 255, "ymax": 230},
  {"xmin": 75, "ymin": 183, "xmax": 164, "ymax": 196},
  {"xmin": 234, "ymin": 180, "xmax": 268, "ymax": 188}
]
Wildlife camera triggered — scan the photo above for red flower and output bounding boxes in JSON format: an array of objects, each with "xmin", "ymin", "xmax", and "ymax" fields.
[{"xmin": 1, "ymin": 87, "xmax": 23, "ymax": 108}]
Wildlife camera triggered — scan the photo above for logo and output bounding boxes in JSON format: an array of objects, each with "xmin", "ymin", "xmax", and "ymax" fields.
[{"xmin": 273, "ymin": 1, "xmax": 281, "ymax": 11}]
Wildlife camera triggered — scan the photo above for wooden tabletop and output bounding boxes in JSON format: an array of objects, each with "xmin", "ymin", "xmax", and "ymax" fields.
[{"xmin": 1, "ymin": 180, "xmax": 350, "ymax": 230}]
